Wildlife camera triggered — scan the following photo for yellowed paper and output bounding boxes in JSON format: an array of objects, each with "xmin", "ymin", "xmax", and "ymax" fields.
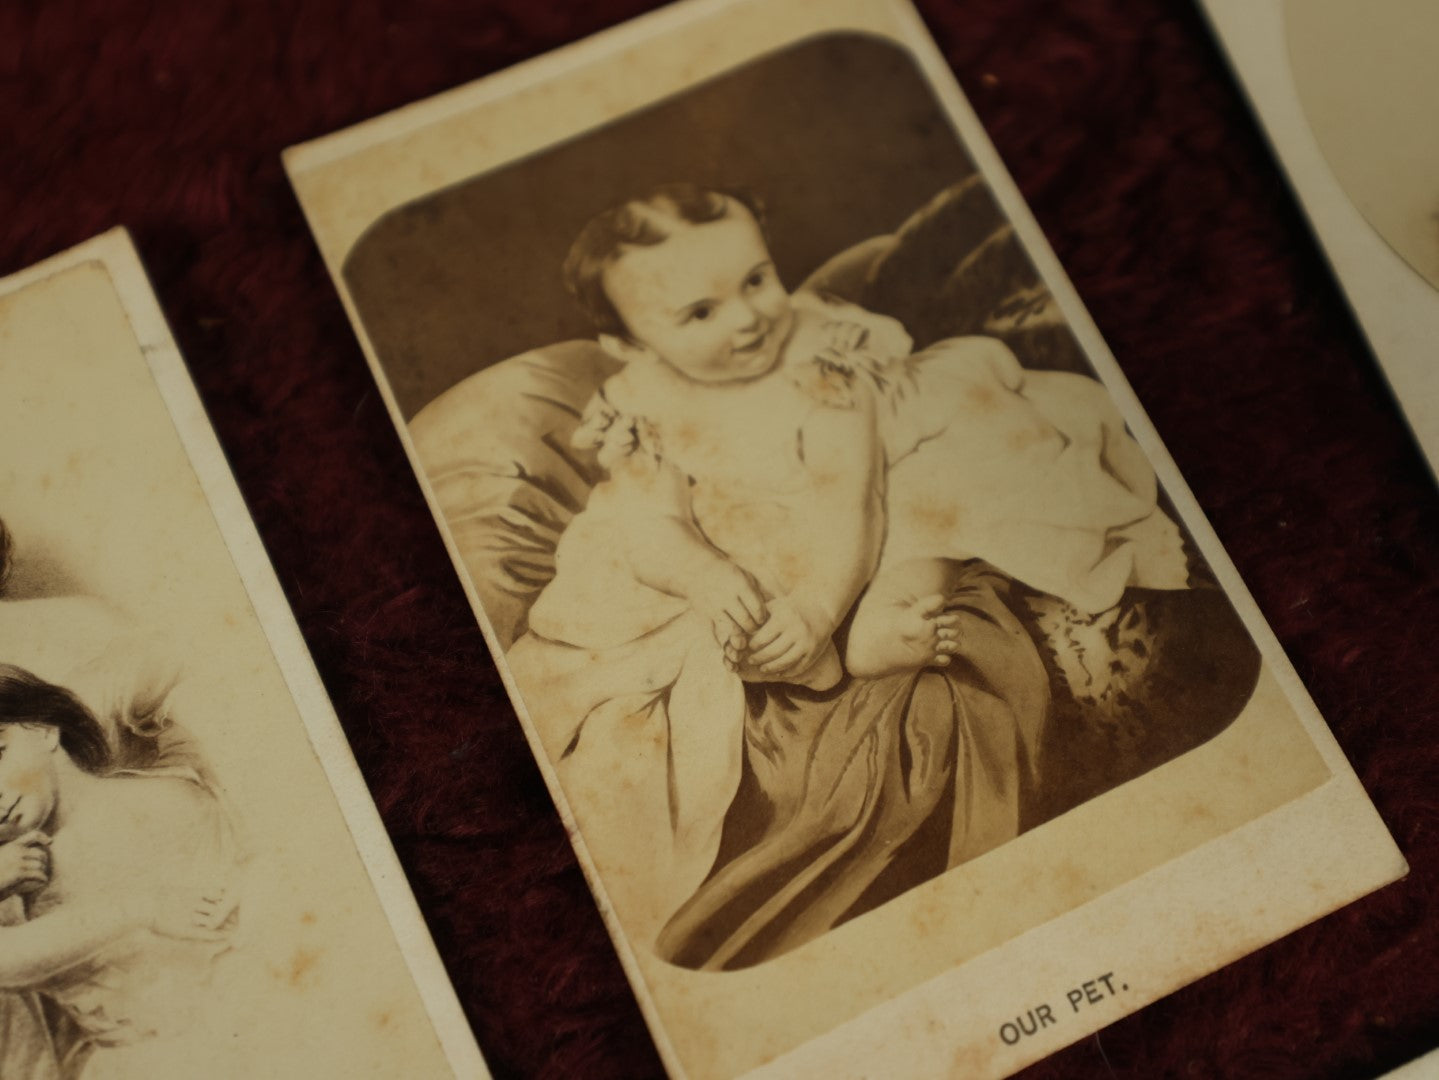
[
  {"xmin": 0, "ymin": 231, "xmax": 489, "ymax": 1079},
  {"xmin": 1200, "ymin": 0, "xmax": 1439, "ymax": 482},
  {"xmin": 1285, "ymin": 0, "xmax": 1439, "ymax": 293},
  {"xmin": 1382, "ymin": 1047, "xmax": 1439, "ymax": 1079},
  {"xmin": 285, "ymin": 0, "xmax": 1406, "ymax": 1075}
]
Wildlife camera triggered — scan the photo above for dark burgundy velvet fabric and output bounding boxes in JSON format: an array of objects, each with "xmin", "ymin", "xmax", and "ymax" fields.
[{"xmin": 4, "ymin": 1, "xmax": 1437, "ymax": 1076}]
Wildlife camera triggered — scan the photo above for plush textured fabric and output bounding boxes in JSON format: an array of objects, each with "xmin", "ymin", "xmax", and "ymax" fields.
[{"xmin": 3, "ymin": 1, "xmax": 1437, "ymax": 1078}]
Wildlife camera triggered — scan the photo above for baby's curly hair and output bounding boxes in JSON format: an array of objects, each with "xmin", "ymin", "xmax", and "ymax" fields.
[
  {"xmin": 562, "ymin": 183, "xmax": 766, "ymax": 340},
  {"xmin": 0, "ymin": 516, "xmax": 12, "ymax": 597}
]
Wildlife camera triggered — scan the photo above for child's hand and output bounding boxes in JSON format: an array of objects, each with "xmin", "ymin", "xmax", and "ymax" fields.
[
  {"xmin": 746, "ymin": 597, "xmax": 832, "ymax": 679},
  {"xmin": 150, "ymin": 882, "xmax": 238, "ymax": 943},
  {"xmin": 720, "ymin": 628, "xmax": 748, "ymax": 673},
  {"xmin": 691, "ymin": 560, "xmax": 768, "ymax": 651},
  {"xmin": 0, "ymin": 831, "xmax": 51, "ymax": 900}
]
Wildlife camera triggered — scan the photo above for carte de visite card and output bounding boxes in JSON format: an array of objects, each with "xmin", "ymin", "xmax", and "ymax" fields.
[
  {"xmin": 0, "ymin": 230, "xmax": 490, "ymax": 1079},
  {"xmin": 1199, "ymin": 0, "xmax": 1439, "ymax": 481},
  {"xmin": 284, "ymin": 0, "xmax": 1406, "ymax": 1075}
]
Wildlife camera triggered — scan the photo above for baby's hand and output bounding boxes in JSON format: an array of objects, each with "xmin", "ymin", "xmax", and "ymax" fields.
[
  {"xmin": 719, "ymin": 627, "xmax": 748, "ymax": 673},
  {"xmin": 746, "ymin": 597, "xmax": 832, "ymax": 679},
  {"xmin": 151, "ymin": 883, "xmax": 238, "ymax": 943},
  {"xmin": 0, "ymin": 831, "xmax": 51, "ymax": 899},
  {"xmin": 690, "ymin": 559, "xmax": 768, "ymax": 651}
]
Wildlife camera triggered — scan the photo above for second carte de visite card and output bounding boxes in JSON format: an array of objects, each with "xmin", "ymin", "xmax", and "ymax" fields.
[
  {"xmin": 1199, "ymin": 0, "xmax": 1439, "ymax": 481},
  {"xmin": 0, "ymin": 230, "xmax": 489, "ymax": 1078},
  {"xmin": 284, "ymin": 0, "xmax": 1406, "ymax": 1075}
]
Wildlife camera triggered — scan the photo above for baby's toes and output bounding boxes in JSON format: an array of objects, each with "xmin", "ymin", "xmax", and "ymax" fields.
[
  {"xmin": 935, "ymin": 613, "xmax": 961, "ymax": 631},
  {"xmin": 928, "ymin": 637, "xmax": 962, "ymax": 667}
]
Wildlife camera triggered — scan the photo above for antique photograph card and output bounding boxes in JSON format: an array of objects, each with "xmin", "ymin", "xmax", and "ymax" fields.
[
  {"xmin": 0, "ymin": 231, "xmax": 490, "ymax": 1078},
  {"xmin": 1200, "ymin": 0, "xmax": 1439, "ymax": 481},
  {"xmin": 285, "ymin": 0, "xmax": 1407, "ymax": 1075}
]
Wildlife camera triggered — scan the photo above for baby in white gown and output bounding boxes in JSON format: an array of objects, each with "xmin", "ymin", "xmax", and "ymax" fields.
[{"xmin": 506, "ymin": 185, "xmax": 1188, "ymax": 936}]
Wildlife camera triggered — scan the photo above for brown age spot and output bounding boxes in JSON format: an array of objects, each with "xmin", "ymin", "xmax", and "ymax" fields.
[
  {"xmin": 1008, "ymin": 423, "xmax": 1058, "ymax": 454},
  {"xmin": 1184, "ymin": 799, "xmax": 1218, "ymax": 826},
  {"xmin": 908, "ymin": 885, "xmax": 949, "ymax": 939},
  {"xmin": 12, "ymin": 768, "xmax": 43, "ymax": 797},
  {"xmin": 373, "ymin": 1009, "xmax": 393, "ymax": 1029},
  {"xmin": 774, "ymin": 548, "xmax": 808, "ymax": 591},
  {"xmin": 299, "ymin": 911, "xmax": 317, "ymax": 926},
  {"xmin": 952, "ymin": 1038, "xmax": 998, "ymax": 1076},
  {"xmin": 278, "ymin": 946, "xmax": 321, "ymax": 988},
  {"xmin": 1182, "ymin": 905, "xmax": 1267, "ymax": 971},
  {"xmin": 964, "ymin": 381, "xmax": 997, "ymax": 410},
  {"xmin": 1052, "ymin": 860, "xmax": 1092, "ymax": 903},
  {"xmin": 619, "ymin": 455, "xmax": 650, "ymax": 480},
  {"xmin": 907, "ymin": 500, "xmax": 961, "ymax": 542},
  {"xmin": 722, "ymin": 502, "xmax": 762, "ymax": 535},
  {"xmin": 672, "ymin": 420, "xmax": 700, "ymax": 451}
]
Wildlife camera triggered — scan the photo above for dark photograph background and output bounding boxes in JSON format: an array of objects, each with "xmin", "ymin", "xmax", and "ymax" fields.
[
  {"xmin": 4, "ymin": 2, "xmax": 1437, "ymax": 1078},
  {"xmin": 346, "ymin": 34, "xmax": 977, "ymax": 416}
]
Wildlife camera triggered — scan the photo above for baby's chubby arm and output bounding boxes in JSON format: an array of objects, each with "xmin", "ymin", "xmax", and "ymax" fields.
[
  {"xmin": 592, "ymin": 447, "xmax": 767, "ymax": 650},
  {"xmin": 0, "ymin": 891, "xmax": 150, "ymax": 988},
  {"xmin": 747, "ymin": 398, "xmax": 883, "ymax": 677},
  {"xmin": 0, "ymin": 781, "xmax": 237, "ymax": 989},
  {"xmin": 625, "ymin": 514, "xmax": 767, "ymax": 653},
  {"xmin": 0, "ymin": 831, "xmax": 50, "ymax": 901},
  {"xmin": 0, "ymin": 880, "xmax": 232, "ymax": 990}
]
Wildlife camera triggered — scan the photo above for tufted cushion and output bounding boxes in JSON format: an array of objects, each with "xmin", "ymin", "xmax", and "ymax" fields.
[{"xmin": 410, "ymin": 341, "xmax": 620, "ymax": 649}]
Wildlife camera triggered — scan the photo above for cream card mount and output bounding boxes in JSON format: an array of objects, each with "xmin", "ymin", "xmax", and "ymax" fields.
[
  {"xmin": 1199, "ymin": 0, "xmax": 1439, "ymax": 483},
  {"xmin": 0, "ymin": 230, "xmax": 490, "ymax": 1078},
  {"xmin": 285, "ymin": 0, "xmax": 1406, "ymax": 1076}
]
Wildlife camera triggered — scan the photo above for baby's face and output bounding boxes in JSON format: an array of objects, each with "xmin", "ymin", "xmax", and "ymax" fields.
[
  {"xmin": 0, "ymin": 723, "xmax": 59, "ymax": 841},
  {"xmin": 603, "ymin": 204, "xmax": 794, "ymax": 383}
]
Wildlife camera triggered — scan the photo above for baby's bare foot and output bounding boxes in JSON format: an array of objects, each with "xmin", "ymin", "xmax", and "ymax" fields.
[
  {"xmin": 846, "ymin": 593, "xmax": 961, "ymax": 678},
  {"xmin": 896, "ymin": 593, "xmax": 962, "ymax": 670}
]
